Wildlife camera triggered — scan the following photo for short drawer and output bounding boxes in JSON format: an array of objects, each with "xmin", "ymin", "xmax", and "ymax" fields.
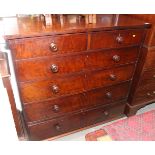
[
  {"xmin": 144, "ymin": 49, "xmax": 155, "ymax": 69},
  {"xmin": 86, "ymin": 47, "xmax": 139, "ymax": 69},
  {"xmin": 90, "ymin": 29, "xmax": 144, "ymax": 50},
  {"xmin": 83, "ymin": 101, "xmax": 125, "ymax": 127},
  {"xmin": 23, "ymin": 93, "xmax": 87, "ymax": 123},
  {"xmin": 86, "ymin": 64, "xmax": 135, "ymax": 90},
  {"xmin": 9, "ymin": 33, "xmax": 87, "ymax": 59},
  {"xmin": 115, "ymin": 29, "xmax": 144, "ymax": 47},
  {"xmin": 28, "ymin": 101, "xmax": 125, "ymax": 140},
  {"xmin": 15, "ymin": 53, "xmax": 86, "ymax": 82},
  {"xmin": 84, "ymin": 81, "xmax": 130, "ymax": 108},
  {"xmin": 90, "ymin": 31, "xmax": 116, "ymax": 49},
  {"xmin": 19, "ymin": 73, "xmax": 85, "ymax": 103}
]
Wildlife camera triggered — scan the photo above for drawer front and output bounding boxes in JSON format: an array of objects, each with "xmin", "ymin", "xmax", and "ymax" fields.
[
  {"xmin": 86, "ymin": 64, "xmax": 135, "ymax": 90},
  {"xmin": 90, "ymin": 31, "xmax": 116, "ymax": 49},
  {"xmin": 84, "ymin": 82, "xmax": 130, "ymax": 108},
  {"xmin": 115, "ymin": 29, "xmax": 144, "ymax": 47},
  {"xmin": 19, "ymin": 73, "xmax": 85, "ymax": 103},
  {"xmin": 24, "ymin": 93, "xmax": 87, "ymax": 123},
  {"xmin": 28, "ymin": 112, "xmax": 82, "ymax": 141},
  {"xmin": 86, "ymin": 47, "xmax": 139, "ymax": 69},
  {"xmin": 144, "ymin": 49, "xmax": 155, "ymax": 69},
  {"xmin": 28, "ymin": 101, "xmax": 125, "ymax": 140},
  {"xmin": 15, "ymin": 54, "xmax": 86, "ymax": 82},
  {"xmin": 83, "ymin": 101, "xmax": 125, "ymax": 127},
  {"xmin": 9, "ymin": 33, "xmax": 87, "ymax": 59},
  {"xmin": 138, "ymin": 69, "xmax": 155, "ymax": 87},
  {"xmin": 90, "ymin": 29, "xmax": 144, "ymax": 50}
]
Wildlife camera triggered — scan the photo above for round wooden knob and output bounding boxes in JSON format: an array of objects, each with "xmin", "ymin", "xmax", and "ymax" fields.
[
  {"xmin": 53, "ymin": 104, "xmax": 59, "ymax": 112},
  {"xmin": 103, "ymin": 111, "xmax": 109, "ymax": 116},
  {"xmin": 55, "ymin": 124, "xmax": 61, "ymax": 131},
  {"xmin": 109, "ymin": 74, "xmax": 117, "ymax": 81},
  {"xmin": 112, "ymin": 55, "xmax": 120, "ymax": 62},
  {"xmin": 146, "ymin": 92, "xmax": 151, "ymax": 96},
  {"xmin": 51, "ymin": 64, "xmax": 58, "ymax": 73},
  {"xmin": 52, "ymin": 85, "xmax": 59, "ymax": 94},
  {"xmin": 106, "ymin": 92, "xmax": 112, "ymax": 99},
  {"xmin": 116, "ymin": 36, "xmax": 123, "ymax": 43},
  {"xmin": 153, "ymin": 75, "xmax": 155, "ymax": 78},
  {"xmin": 50, "ymin": 42, "xmax": 58, "ymax": 52}
]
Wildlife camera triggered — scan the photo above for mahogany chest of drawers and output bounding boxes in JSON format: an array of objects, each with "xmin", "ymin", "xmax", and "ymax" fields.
[{"xmin": 4, "ymin": 15, "xmax": 151, "ymax": 140}]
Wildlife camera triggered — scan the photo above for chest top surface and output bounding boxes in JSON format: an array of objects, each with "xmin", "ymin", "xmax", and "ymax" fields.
[{"xmin": 1, "ymin": 14, "xmax": 151, "ymax": 40}]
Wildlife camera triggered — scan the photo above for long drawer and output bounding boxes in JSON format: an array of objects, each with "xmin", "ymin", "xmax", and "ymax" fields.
[
  {"xmin": 86, "ymin": 47, "xmax": 139, "ymax": 70},
  {"xmin": 19, "ymin": 73, "xmax": 85, "ymax": 103},
  {"xmin": 23, "ymin": 81, "xmax": 130, "ymax": 123},
  {"xmin": 15, "ymin": 53, "xmax": 86, "ymax": 82},
  {"xmin": 86, "ymin": 64, "xmax": 135, "ymax": 90},
  {"xmin": 9, "ymin": 33, "xmax": 87, "ymax": 60},
  {"xmin": 27, "ymin": 101, "xmax": 125, "ymax": 141},
  {"xmin": 90, "ymin": 29, "xmax": 144, "ymax": 50}
]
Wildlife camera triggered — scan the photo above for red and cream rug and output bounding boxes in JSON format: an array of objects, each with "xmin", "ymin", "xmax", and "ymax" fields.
[{"xmin": 85, "ymin": 110, "xmax": 155, "ymax": 141}]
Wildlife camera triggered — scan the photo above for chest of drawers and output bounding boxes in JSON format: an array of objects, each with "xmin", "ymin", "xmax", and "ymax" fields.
[{"xmin": 4, "ymin": 14, "xmax": 151, "ymax": 140}]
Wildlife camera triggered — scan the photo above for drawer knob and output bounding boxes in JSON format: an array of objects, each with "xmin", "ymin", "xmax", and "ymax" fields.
[
  {"xmin": 52, "ymin": 85, "xmax": 59, "ymax": 94},
  {"xmin": 103, "ymin": 111, "xmax": 109, "ymax": 116},
  {"xmin": 55, "ymin": 124, "xmax": 61, "ymax": 131},
  {"xmin": 109, "ymin": 74, "xmax": 117, "ymax": 81},
  {"xmin": 116, "ymin": 36, "xmax": 124, "ymax": 43},
  {"xmin": 153, "ymin": 75, "xmax": 155, "ymax": 78},
  {"xmin": 53, "ymin": 104, "xmax": 59, "ymax": 112},
  {"xmin": 50, "ymin": 42, "xmax": 58, "ymax": 52},
  {"xmin": 51, "ymin": 64, "xmax": 59, "ymax": 73},
  {"xmin": 112, "ymin": 55, "xmax": 120, "ymax": 62},
  {"xmin": 147, "ymin": 92, "xmax": 151, "ymax": 96},
  {"xmin": 106, "ymin": 92, "xmax": 112, "ymax": 99}
]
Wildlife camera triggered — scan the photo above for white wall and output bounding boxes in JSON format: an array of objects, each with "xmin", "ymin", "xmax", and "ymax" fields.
[{"xmin": 0, "ymin": 77, "xmax": 18, "ymax": 141}]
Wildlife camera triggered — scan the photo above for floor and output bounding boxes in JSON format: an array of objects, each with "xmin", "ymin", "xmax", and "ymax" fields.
[{"xmin": 55, "ymin": 103, "xmax": 155, "ymax": 141}]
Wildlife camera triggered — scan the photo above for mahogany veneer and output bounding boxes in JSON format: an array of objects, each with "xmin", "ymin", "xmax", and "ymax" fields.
[{"xmin": 3, "ymin": 14, "xmax": 151, "ymax": 140}]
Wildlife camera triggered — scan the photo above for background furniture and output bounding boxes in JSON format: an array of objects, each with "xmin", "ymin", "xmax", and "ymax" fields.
[
  {"xmin": 0, "ymin": 51, "xmax": 25, "ymax": 139},
  {"xmin": 3, "ymin": 14, "xmax": 151, "ymax": 140},
  {"xmin": 125, "ymin": 15, "xmax": 155, "ymax": 116}
]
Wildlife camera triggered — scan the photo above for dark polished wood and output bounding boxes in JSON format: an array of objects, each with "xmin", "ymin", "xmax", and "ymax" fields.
[
  {"xmin": 144, "ymin": 48, "xmax": 155, "ymax": 69},
  {"xmin": 28, "ymin": 101, "xmax": 125, "ymax": 141},
  {"xmin": 90, "ymin": 29, "xmax": 144, "ymax": 50},
  {"xmin": 23, "ymin": 82, "xmax": 129, "ymax": 123},
  {"xmin": 8, "ymin": 33, "xmax": 87, "ymax": 60},
  {"xmin": 23, "ymin": 93, "xmax": 86, "ymax": 123},
  {"xmin": 86, "ymin": 64, "xmax": 135, "ymax": 90},
  {"xmin": 3, "ymin": 14, "xmax": 151, "ymax": 140},
  {"xmin": 125, "ymin": 15, "xmax": 155, "ymax": 116},
  {"xmin": 86, "ymin": 47, "xmax": 139, "ymax": 70},
  {"xmin": 19, "ymin": 73, "xmax": 85, "ymax": 103},
  {"xmin": 15, "ymin": 53, "xmax": 86, "ymax": 82}
]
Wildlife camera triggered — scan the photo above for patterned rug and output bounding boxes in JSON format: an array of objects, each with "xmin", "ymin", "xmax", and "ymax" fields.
[{"xmin": 85, "ymin": 110, "xmax": 155, "ymax": 141}]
